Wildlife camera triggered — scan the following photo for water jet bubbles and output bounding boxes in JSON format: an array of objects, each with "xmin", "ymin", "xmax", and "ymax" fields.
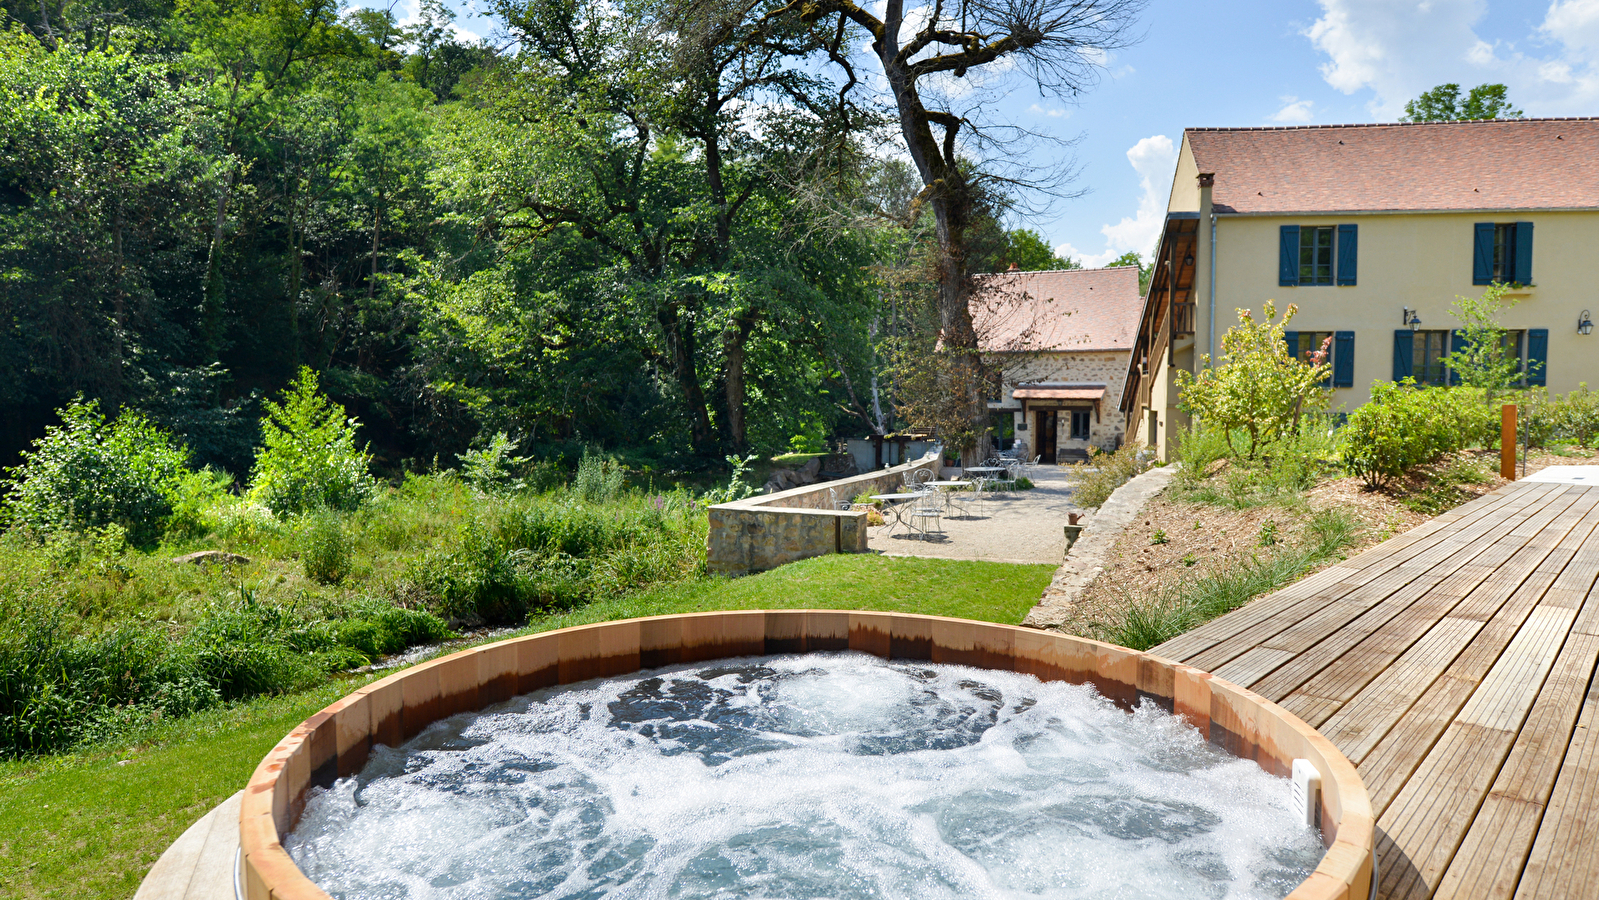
[{"xmin": 287, "ymin": 652, "xmax": 1322, "ymax": 900}]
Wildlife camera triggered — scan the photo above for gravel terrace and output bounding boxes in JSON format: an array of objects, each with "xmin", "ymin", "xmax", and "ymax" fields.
[{"xmin": 866, "ymin": 464, "xmax": 1081, "ymax": 565}]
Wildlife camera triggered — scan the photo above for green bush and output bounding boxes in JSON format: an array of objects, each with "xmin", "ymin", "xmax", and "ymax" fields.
[
  {"xmin": 1070, "ymin": 444, "xmax": 1149, "ymax": 509},
  {"xmin": 1520, "ymin": 387, "xmax": 1558, "ymax": 450},
  {"xmin": 301, "ymin": 512, "xmax": 353, "ymax": 585},
  {"xmin": 457, "ymin": 432, "xmax": 532, "ymax": 493},
  {"xmin": 1341, "ymin": 382, "xmax": 1496, "ymax": 488},
  {"xmin": 249, "ymin": 367, "xmax": 376, "ymax": 516},
  {"xmin": 1559, "ymin": 383, "xmax": 1599, "ymax": 448},
  {"xmin": 2, "ymin": 399, "xmax": 194, "ymax": 548},
  {"xmin": 571, "ymin": 450, "xmax": 627, "ymax": 503}
]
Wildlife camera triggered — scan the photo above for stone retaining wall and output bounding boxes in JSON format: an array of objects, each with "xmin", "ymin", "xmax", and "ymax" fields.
[
  {"xmin": 238, "ymin": 612, "xmax": 1374, "ymax": 900},
  {"xmin": 706, "ymin": 453, "xmax": 941, "ymax": 575}
]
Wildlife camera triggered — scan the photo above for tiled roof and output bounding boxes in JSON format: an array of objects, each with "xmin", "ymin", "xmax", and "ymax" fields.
[
  {"xmin": 1186, "ymin": 118, "xmax": 1599, "ymax": 214},
  {"xmin": 971, "ymin": 265, "xmax": 1141, "ymax": 352}
]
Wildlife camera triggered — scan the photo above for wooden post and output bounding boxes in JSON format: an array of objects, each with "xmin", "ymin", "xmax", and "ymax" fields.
[{"xmin": 1501, "ymin": 404, "xmax": 1517, "ymax": 481}]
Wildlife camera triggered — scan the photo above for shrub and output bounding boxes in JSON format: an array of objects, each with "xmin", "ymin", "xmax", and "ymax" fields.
[
  {"xmin": 248, "ymin": 367, "xmax": 376, "ymax": 516},
  {"xmin": 571, "ymin": 450, "xmax": 627, "ymax": 503},
  {"xmin": 1176, "ymin": 302, "xmax": 1331, "ymax": 459},
  {"xmin": 1559, "ymin": 383, "xmax": 1599, "ymax": 448},
  {"xmin": 457, "ymin": 432, "xmax": 532, "ymax": 493},
  {"xmin": 2, "ymin": 399, "xmax": 194, "ymax": 548},
  {"xmin": 1070, "ymin": 444, "xmax": 1150, "ymax": 509},
  {"xmin": 1519, "ymin": 388, "xmax": 1558, "ymax": 450},
  {"xmin": 301, "ymin": 512, "xmax": 353, "ymax": 585},
  {"xmin": 1341, "ymin": 382, "xmax": 1492, "ymax": 488}
]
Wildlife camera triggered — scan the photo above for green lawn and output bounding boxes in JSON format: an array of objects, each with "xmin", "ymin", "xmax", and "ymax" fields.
[{"xmin": 0, "ymin": 554, "xmax": 1052, "ymax": 900}]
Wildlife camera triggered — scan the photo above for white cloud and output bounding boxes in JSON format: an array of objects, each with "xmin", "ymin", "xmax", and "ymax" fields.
[
  {"xmin": 1270, "ymin": 96, "xmax": 1315, "ymax": 123},
  {"xmin": 1053, "ymin": 135, "xmax": 1177, "ymax": 269},
  {"xmin": 1029, "ymin": 103, "xmax": 1070, "ymax": 118},
  {"xmin": 1305, "ymin": 0, "xmax": 1599, "ymax": 117}
]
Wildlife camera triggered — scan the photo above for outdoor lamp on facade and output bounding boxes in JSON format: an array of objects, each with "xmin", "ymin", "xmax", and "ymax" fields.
[
  {"xmin": 1580, "ymin": 310, "xmax": 1593, "ymax": 336},
  {"xmin": 1402, "ymin": 307, "xmax": 1422, "ymax": 331}
]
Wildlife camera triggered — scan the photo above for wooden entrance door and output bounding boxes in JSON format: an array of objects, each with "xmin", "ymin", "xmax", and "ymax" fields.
[{"xmin": 1035, "ymin": 410, "xmax": 1057, "ymax": 462}]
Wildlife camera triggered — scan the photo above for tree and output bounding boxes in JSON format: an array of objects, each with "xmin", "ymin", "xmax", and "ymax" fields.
[
  {"xmin": 1176, "ymin": 301, "xmax": 1330, "ymax": 459},
  {"xmin": 749, "ymin": 0, "xmax": 1144, "ymax": 462},
  {"xmin": 1443, "ymin": 282, "xmax": 1531, "ymax": 395},
  {"xmin": 1402, "ymin": 83, "xmax": 1522, "ymax": 122},
  {"xmin": 1002, "ymin": 228, "xmax": 1076, "ymax": 272},
  {"xmin": 248, "ymin": 366, "xmax": 375, "ymax": 515}
]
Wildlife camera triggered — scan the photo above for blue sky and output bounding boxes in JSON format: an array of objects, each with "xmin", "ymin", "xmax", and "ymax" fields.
[{"xmin": 373, "ymin": 0, "xmax": 1598, "ymax": 267}]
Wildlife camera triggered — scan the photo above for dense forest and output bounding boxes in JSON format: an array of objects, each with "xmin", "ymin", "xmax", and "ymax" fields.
[{"xmin": 0, "ymin": 0, "xmax": 1125, "ymax": 478}]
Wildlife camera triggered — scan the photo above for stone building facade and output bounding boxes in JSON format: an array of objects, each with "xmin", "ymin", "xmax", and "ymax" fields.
[{"xmin": 971, "ymin": 265, "xmax": 1142, "ymax": 461}]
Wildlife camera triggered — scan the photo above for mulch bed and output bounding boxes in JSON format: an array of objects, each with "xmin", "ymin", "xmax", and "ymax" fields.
[{"xmin": 1058, "ymin": 446, "xmax": 1596, "ymax": 639}]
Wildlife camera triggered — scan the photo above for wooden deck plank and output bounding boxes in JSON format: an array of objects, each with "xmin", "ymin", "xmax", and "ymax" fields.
[
  {"xmin": 1359, "ymin": 577, "xmax": 1560, "ymax": 814},
  {"xmin": 1436, "ymin": 633, "xmax": 1599, "ymax": 900},
  {"xmin": 1317, "ymin": 616, "xmax": 1483, "ymax": 762},
  {"xmin": 1373, "ymin": 604, "xmax": 1576, "ymax": 900},
  {"xmin": 1130, "ymin": 480, "xmax": 1599, "ymax": 900},
  {"xmin": 1148, "ymin": 484, "xmax": 1559, "ymax": 664},
  {"xmin": 1513, "ymin": 662, "xmax": 1599, "ymax": 900},
  {"xmin": 1170, "ymin": 493, "xmax": 1563, "ymax": 676},
  {"xmin": 1210, "ymin": 645, "xmax": 1298, "ymax": 687}
]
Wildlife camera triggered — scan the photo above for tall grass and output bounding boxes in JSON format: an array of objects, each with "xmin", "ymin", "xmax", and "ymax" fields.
[
  {"xmin": 1069, "ymin": 444, "xmax": 1151, "ymax": 508},
  {"xmin": 1094, "ymin": 508, "xmax": 1359, "ymax": 651},
  {"xmin": 1173, "ymin": 418, "xmax": 1339, "ymax": 509}
]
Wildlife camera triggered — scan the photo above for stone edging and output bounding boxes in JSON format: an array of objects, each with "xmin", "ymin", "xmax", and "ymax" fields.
[{"xmin": 1022, "ymin": 463, "xmax": 1178, "ymax": 629}]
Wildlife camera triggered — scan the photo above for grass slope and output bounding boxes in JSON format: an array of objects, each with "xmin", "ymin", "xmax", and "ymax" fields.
[{"xmin": 0, "ymin": 554, "xmax": 1052, "ymax": 900}]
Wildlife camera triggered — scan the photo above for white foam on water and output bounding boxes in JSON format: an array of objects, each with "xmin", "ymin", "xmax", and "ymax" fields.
[{"xmin": 287, "ymin": 652, "xmax": 1324, "ymax": 900}]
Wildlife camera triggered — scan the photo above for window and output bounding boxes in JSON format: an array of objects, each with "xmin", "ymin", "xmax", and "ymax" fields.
[
  {"xmin": 1299, "ymin": 227, "xmax": 1334, "ymax": 285},
  {"xmin": 1284, "ymin": 330, "xmax": 1355, "ymax": 387},
  {"xmin": 1473, "ymin": 222, "xmax": 1534, "ymax": 285},
  {"xmin": 1413, "ymin": 330, "xmax": 1450, "ymax": 386},
  {"xmin": 1070, "ymin": 410, "xmax": 1091, "ymax": 441},
  {"xmin": 1280, "ymin": 224, "xmax": 1357, "ymax": 287},
  {"xmin": 1293, "ymin": 331, "xmax": 1333, "ymax": 364}
]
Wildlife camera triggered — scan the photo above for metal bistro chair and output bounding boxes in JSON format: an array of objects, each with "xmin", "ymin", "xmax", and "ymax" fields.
[
  {"xmin": 829, "ymin": 488, "xmax": 852, "ymax": 512},
  {"xmin": 909, "ymin": 489, "xmax": 944, "ymax": 540},
  {"xmin": 948, "ymin": 476, "xmax": 984, "ymax": 517}
]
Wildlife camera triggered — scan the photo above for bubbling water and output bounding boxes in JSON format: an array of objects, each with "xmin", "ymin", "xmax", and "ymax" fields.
[{"xmin": 287, "ymin": 652, "xmax": 1323, "ymax": 900}]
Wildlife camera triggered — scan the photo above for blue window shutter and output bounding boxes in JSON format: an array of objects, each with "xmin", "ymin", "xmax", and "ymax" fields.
[
  {"xmin": 1448, "ymin": 330, "xmax": 1466, "ymax": 386},
  {"xmin": 1284, "ymin": 330, "xmax": 1299, "ymax": 360},
  {"xmin": 1334, "ymin": 331, "xmax": 1355, "ymax": 387},
  {"xmin": 1336, "ymin": 224, "xmax": 1357, "ymax": 285},
  {"xmin": 1393, "ymin": 330, "xmax": 1413, "ymax": 381},
  {"xmin": 1473, "ymin": 223, "xmax": 1495, "ymax": 285},
  {"xmin": 1514, "ymin": 222, "xmax": 1534, "ymax": 285},
  {"xmin": 1280, "ymin": 226, "xmax": 1299, "ymax": 286},
  {"xmin": 1528, "ymin": 328, "xmax": 1548, "ymax": 386}
]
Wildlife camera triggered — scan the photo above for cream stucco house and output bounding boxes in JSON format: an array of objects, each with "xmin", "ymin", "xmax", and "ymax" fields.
[
  {"xmin": 972, "ymin": 265, "xmax": 1141, "ymax": 461},
  {"xmin": 1122, "ymin": 117, "xmax": 1599, "ymax": 460}
]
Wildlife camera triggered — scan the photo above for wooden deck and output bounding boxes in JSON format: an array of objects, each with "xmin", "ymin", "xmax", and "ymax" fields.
[{"xmin": 1151, "ymin": 480, "xmax": 1599, "ymax": 900}]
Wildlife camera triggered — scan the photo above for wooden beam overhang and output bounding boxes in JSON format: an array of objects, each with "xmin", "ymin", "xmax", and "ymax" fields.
[{"xmin": 1119, "ymin": 214, "xmax": 1201, "ymax": 420}]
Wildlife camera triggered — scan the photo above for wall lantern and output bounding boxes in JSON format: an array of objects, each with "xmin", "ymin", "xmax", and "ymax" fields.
[
  {"xmin": 1402, "ymin": 307, "xmax": 1422, "ymax": 331},
  {"xmin": 1183, "ymin": 255, "xmax": 1194, "ymax": 267},
  {"xmin": 1580, "ymin": 310, "xmax": 1594, "ymax": 336}
]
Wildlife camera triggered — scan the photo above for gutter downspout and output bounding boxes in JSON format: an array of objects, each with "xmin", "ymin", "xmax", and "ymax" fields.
[{"xmin": 1209, "ymin": 212, "xmax": 1217, "ymax": 361}]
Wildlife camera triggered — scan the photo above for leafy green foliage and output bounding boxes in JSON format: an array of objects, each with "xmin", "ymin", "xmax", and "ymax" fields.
[
  {"xmin": 457, "ymin": 432, "xmax": 534, "ymax": 493},
  {"xmin": 1444, "ymin": 283, "xmax": 1531, "ymax": 389},
  {"xmin": 1174, "ymin": 418, "xmax": 1338, "ymax": 509},
  {"xmin": 301, "ymin": 512, "xmax": 353, "ymax": 584},
  {"xmin": 1001, "ymin": 228, "xmax": 1076, "ymax": 271},
  {"xmin": 571, "ymin": 450, "xmax": 626, "ymax": 504},
  {"xmin": 1177, "ymin": 302, "xmax": 1331, "ymax": 459},
  {"xmin": 1069, "ymin": 444, "xmax": 1149, "ymax": 509},
  {"xmin": 1341, "ymin": 382, "xmax": 1497, "ymax": 488},
  {"xmin": 249, "ymin": 368, "xmax": 376, "ymax": 516},
  {"xmin": 1402, "ymin": 83, "xmax": 1523, "ymax": 122},
  {"xmin": 1557, "ymin": 384, "xmax": 1599, "ymax": 448},
  {"xmin": 2, "ymin": 399, "xmax": 194, "ymax": 548}
]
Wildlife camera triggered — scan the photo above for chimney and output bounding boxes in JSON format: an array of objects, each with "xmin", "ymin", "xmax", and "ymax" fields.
[{"xmin": 1007, "ymin": 263, "xmax": 1019, "ymax": 272}]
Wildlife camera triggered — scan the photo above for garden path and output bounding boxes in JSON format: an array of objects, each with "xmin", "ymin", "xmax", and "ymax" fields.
[
  {"xmin": 866, "ymin": 465, "xmax": 1079, "ymax": 564},
  {"xmin": 1151, "ymin": 478, "xmax": 1599, "ymax": 900}
]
